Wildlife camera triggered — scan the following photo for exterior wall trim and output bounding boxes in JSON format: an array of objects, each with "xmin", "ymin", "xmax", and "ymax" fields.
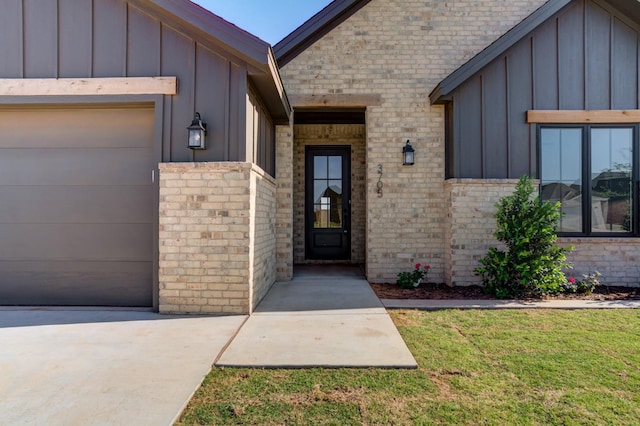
[
  {"xmin": 527, "ymin": 109, "xmax": 640, "ymax": 123},
  {"xmin": 289, "ymin": 94, "xmax": 383, "ymax": 108},
  {"xmin": 0, "ymin": 77, "xmax": 177, "ymax": 96}
]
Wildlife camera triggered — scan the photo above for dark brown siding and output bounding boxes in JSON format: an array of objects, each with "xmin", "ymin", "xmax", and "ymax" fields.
[
  {"xmin": 449, "ymin": 0, "xmax": 640, "ymax": 178},
  {"xmin": 247, "ymin": 86, "xmax": 276, "ymax": 176},
  {"xmin": 0, "ymin": 0, "xmax": 265, "ymax": 163}
]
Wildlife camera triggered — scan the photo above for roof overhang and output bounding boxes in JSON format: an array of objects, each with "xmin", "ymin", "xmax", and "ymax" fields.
[
  {"xmin": 274, "ymin": 0, "xmax": 373, "ymax": 67},
  {"xmin": 132, "ymin": 0, "xmax": 291, "ymax": 122}
]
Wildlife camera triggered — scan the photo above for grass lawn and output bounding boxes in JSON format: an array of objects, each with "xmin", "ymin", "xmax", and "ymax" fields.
[{"xmin": 178, "ymin": 310, "xmax": 640, "ymax": 425}]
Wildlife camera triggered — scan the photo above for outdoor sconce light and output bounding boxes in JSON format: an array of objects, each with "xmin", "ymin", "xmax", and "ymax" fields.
[
  {"xmin": 187, "ymin": 112, "xmax": 207, "ymax": 150},
  {"xmin": 402, "ymin": 140, "xmax": 415, "ymax": 166}
]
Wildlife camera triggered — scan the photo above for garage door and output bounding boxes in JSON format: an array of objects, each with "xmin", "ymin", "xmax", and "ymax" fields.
[{"xmin": 0, "ymin": 106, "xmax": 154, "ymax": 306}]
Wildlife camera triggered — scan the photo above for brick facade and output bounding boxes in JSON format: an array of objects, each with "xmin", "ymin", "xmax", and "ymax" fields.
[
  {"xmin": 158, "ymin": 162, "xmax": 276, "ymax": 314},
  {"xmin": 560, "ymin": 238, "xmax": 640, "ymax": 286},
  {"xmin": 444, "ymin": 179, "xmax": 640, "ymax": 287},
  {"xmin": 275, "ymin": 124, "xmax": 294, "ymax": 280},
  {"xmin": 278, "ymin": 0, "xmax": 547, "ymax": 283},
  {"xmin": 444, "ymin": 179, "xmax": 518, "ymax": 286},
  {"xmin": 293, "ymin": 124, "xmax": 366, "ymax": 264}
]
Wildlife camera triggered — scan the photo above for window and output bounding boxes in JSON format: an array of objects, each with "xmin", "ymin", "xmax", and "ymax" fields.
[{"xmin": 540, "ymin": 125, "xmax": 637, "ymax": 236}]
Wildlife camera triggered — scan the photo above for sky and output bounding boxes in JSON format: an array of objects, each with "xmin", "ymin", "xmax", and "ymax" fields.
[{"xmin": 192, "ymin": 0, "xmax": 333, "ymax": 45}]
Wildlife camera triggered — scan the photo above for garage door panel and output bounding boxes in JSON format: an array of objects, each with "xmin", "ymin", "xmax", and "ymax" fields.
[
  {"xmin": 0, "ymin": 148, "xmax": 153, "ymax": 186},
  {"xmin": 0, "ymin": 224, "xmax": 152, "ymax": 261},
  {"xmin": 0, "ymin": 261, "xmax": 152, "ymax": 306},
  {"xmin": 0, "ymin": 106, "xmax": 154, "ymax": 307},
  {"xmin": 0, "ymin": 186, "xmax": 152, "ymax": 224},
  {"xmin": 0, "ymin": 108, "xmax": 154, "ymax": 149}
]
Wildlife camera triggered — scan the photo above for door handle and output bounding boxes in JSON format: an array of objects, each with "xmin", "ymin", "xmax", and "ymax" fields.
[{"xmin": 343, "ymin": 229, "xmax": 348, "ymax": 234}]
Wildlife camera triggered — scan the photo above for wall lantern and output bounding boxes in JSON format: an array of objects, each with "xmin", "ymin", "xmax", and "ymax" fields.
[
  {"xmin": 187, "ymin": 112, "xmax": 207, "ymax": 150},
  {"xmin": 402, "ymin": 140, "xmax": 415, "ymax": 166}
]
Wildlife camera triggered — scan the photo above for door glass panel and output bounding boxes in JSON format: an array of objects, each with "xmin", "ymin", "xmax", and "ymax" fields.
[
  {"xmin": 328, "ymin": 180, "xmax": 342, "ymax": 195},
  {"xmin": 314, "ymin": 156, "xmax": 328, "ymax": 179},
  {"xmin": 591, "ymin": 128, "xmax": 633, "ymax": 233},
  {"xmin": 313, "ymin": 154, "xmax": 344, "ymax": 229},
  {"xmin": 540, "ymin": 128, "xmax": 583, "ymax": 232},
  {"xmin": 314, "ymin": 181, "xmax": 329, "ymax": 204},
  {"xmin": 328, "ymin": 156, "xmax": 342, "ymax": 179}
]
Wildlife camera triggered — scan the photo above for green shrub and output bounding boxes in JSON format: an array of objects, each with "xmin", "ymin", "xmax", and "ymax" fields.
[{"xmin": 475, "ymin": 176, "xmax": 573, "ymax": 298}]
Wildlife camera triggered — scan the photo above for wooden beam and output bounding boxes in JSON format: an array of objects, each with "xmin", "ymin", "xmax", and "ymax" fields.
[
  {"xmin": 527, "ymin": 110, "xmax": 640, "ymax": 123},
  {"xmin": 0, "ymin": 77, "xmax": 177, "ymax": 96},
  {"xmin": 289, "ymin": 93, "xmax": 382, "ymax": 108}
]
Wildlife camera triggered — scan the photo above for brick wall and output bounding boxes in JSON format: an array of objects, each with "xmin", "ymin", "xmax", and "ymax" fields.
[
  {"xmin": 293, "ymin": 124, "xmax": 366, "ymax": 264},
  {"xmin": 279, "ymin": 0, "xmax": 547, "ymax": 283},
  {"xmin": 444, "ymin": 179, "xmax": 640, "ymax": 287},
  {"xmin": 250, "ymin": 170, "xmax": 277, "ymax": 308},
  {"xmin": 158, "ymin": 162, "xmax": 276, "ymax": 314},
  {"xmin": 444, "ymin": 179, "xmax": 518, "ymax": 286},
  {"xmin": 275, "ymin": 124, "xmax": 294, "ymax": 280},
  {"xmin": 559, "ymin": 238, "xmax": 640, "ymax": 286}
]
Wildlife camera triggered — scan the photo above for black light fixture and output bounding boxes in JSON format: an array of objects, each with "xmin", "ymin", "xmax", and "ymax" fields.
[
  {"xmin": 187, "ymin": 112, "xmax": 207, "ymax": 150},
  {"xmin": 402, "ymin": 140, "xmax": 415, "ymax": 166}
]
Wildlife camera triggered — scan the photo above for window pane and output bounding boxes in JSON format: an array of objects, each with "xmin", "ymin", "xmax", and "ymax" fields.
[
  {"xmin": 314, "ymin": 181, "xmax": 328, "ymax": 204},
  {"xmin": 314, "ymin": 201, "xmax": 330, "ymax": 228},
  {"xmin": 591, "ymin": 128, "xmax": 633, "ymax": 233},
  {"xmin": 540, "ymin": 128, "xmax": 583, "ymax": 232},
  {"xmin": 314, "ymin": 156, "xmax": 328, "ymax": 179},
  {"xmin": 328, "ymin": 156, "xmax": 342, "ymax": 179}
]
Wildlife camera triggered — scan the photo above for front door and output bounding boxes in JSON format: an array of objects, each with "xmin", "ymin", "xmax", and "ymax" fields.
[{"xmin": 305, "ymin": 146, "xmax": 351, "ymax": 260}]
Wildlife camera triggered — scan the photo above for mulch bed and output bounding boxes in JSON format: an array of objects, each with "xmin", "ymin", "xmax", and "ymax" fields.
[{"xmin": 370, "ymin": 282, "xmax": 640, "ymax": 301}]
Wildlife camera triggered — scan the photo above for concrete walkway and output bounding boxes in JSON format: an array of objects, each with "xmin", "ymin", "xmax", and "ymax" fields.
[
  {"xmin": 382, "ymin": 298, "xmax": 640, "ymax": 309},
  {"xmin": 217, "ymin": 267, "xmax": 417, "ymax": 368},
  {"xmin": 0, "ymin": 310, "xmax": 245, "ymax": 426}
]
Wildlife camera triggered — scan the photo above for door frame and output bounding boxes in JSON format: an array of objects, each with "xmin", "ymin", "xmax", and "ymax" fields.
[{"xmin": 304, "ymin": 145, "xmax": 351, "ymax": 260}]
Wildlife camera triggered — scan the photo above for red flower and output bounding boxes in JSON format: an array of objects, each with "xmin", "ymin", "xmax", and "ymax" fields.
[
  {"xmin": 415, "ymin": 263, "xmax": 421, "ymax": 269},
  {"xmin": 424, "ymin": 265, "xmax": 431, "ymax": 270},
  {"xmin": 568, "ymin": 277, "xmax": 576, "ymax": 283}
]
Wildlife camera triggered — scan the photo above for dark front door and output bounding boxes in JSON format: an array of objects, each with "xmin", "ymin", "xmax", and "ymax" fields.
[{"xmin": 305, "ymin": 146, "xmax": 351, "ymax": 260}]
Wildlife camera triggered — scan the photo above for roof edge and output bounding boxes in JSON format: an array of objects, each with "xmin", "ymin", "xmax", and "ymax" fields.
[
  {"xmin": 274, "ymin": 0, "xmax": 373, "ymax": 67},
  {"xmin": 140, "ymin": 0, "xmax": 271, "ymax": 68},
  {"xmin": 429, "ymin": 0, "xmax": 572, "ymax": 105}
]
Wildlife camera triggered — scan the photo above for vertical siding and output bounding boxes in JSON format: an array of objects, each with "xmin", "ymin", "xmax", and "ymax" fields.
[
  {"xmin": 58, "ymin": 0, "xmax": 92, "ymax": 78},
  {"xmin": 558, "ymin": 1, "xmax": 585, "ymax": 109},
  {"xmin": 161, "ymin": 26, "xmax": 194, "ymax": 162},
  {"xmin": 532, "ymin": 19, "xmax": 559, "ymax": 110},
  {"xmin": 0, "ymin": 0, "xmax": 23, "ymax": 77},
  {"xmin": 127, "ymin": 6, "xmax": 161, "ymax": 77},
  {"xmin": 455, "ymin": 76, "xmax": 483, "ymax": 178},
  {"xmin": 93, "ymin": 0, "xmax": 126, "ymax": 77},
  {"xmin": 23, "ymin": 0, "xmax": 57, "ymax": 78},
  {"xmin": 586, "ymin": 1, "xmax": 611, "ymax": 109},
  {"xmin": 195, "ymin": 45, "xmax": 231, "ymax": 162},
  {"xmin": 482, "ymin": 58, "xmax": 508, "ymax": 178},
  {"xmin": 246, "ymin": 86, "xmax": 276, "ymax": 176},
  {"xmin": 0, "ymin": 0, "xmax": 259, "ymax": 164},
  {"xmin": 507, "ymin": 38, "xmax": 534, "ymax": 177},
  {"xmin": 612, "ymin": 18, "xmax": 639, "ymax": 109},
  {"xmin": 451, "ymin": 0, "xmax": 640, "ymax": 178}
]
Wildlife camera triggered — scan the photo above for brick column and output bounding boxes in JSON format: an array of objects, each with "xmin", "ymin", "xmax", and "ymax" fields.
[{"xmin": 158, "ymin": 162, "xmax": 276, "ymax": 314}]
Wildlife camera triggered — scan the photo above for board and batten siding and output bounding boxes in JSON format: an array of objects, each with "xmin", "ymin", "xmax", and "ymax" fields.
[
  {"xmin": 0, "ymin": 0, "xmax": 276, "ymax": 170},
  {"xmin": 448, "ymin": 0, "xmax": 640, "ymax": 179}
]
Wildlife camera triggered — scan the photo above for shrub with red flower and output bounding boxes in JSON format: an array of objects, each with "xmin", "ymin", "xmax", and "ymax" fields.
[{"xmin": 397, "ymin": 263, "xmax": 431, "ymax": 289}]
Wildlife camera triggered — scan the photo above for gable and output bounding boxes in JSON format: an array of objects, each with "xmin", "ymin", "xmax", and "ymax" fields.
[
  {"xmin": 441, "ymin": 0, "xmax": 640, "ymax": 179},
  {"xmin": 274, "ymin": 0, "xmax": 372, "ymax": 66},
  {"xmin": 431, "ymin": 0, "xmax": 640, "ymax": 105}
]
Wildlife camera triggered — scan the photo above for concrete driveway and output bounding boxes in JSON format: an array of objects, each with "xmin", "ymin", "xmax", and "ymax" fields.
[{"xmin": 0, "ymin": 309, "xmax": 245, "ymax": 425}]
